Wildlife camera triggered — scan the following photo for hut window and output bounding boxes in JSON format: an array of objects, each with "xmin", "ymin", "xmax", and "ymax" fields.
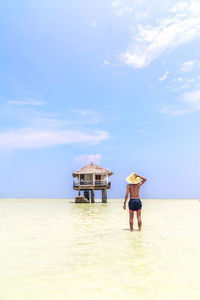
[
  {"xmin": 95, "ymin": 175, "xmax": 101, "ymax": 180},
  {"xmin": 80, "ymin": 174, "xmax": 84, "ymax": 181}
]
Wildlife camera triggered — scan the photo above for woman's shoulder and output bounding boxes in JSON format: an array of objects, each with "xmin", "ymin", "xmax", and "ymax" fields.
[{"xmin": 127, "ymin": 184, "xmax": 133, "ymax": 187}]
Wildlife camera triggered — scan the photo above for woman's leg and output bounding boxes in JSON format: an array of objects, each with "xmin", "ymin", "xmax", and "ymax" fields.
[
  {"xmin": 136, "ymin": 209, "xmax": 142, "ymax": 231},
  {"xmin": 129, "ymin": 210, "xmax": 134, "ymax": 231}
]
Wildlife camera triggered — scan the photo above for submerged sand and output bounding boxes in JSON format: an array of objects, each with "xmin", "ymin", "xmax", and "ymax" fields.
[{"xmin": 0, "ymin": 198, "xmax": 200, "ymax": 300}]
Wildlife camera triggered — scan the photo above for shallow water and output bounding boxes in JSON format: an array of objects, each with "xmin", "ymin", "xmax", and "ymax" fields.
[{"xmin": 0, "ymin": 199, "xmax": 200, "ymax": 300}]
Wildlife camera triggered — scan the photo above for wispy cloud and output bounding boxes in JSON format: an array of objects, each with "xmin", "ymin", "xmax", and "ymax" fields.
[
  {"xmin": 180, "ymin": 60, "xmax": 196, "ymax": 72},
  {"xmin": 132, "ymin": 120, "xmax": 152, "ymax": 127},
  {"xmin": 91, "ymin": 21, "xmax": 97, "ymax": 27},
  {"xmin": 104, "ymin": 60, "xmax": 112, "ymax": 65},
  {"xmin": 0, "ymin": 94, "xmax": 110, "ymax": 150},
  {"xmin": 112, "ymin": 0, "xmax": 141, "ymax": 16},
  {"xmin": 182, "ymin": 90, "xmax": 200, "ymax": 105},
  {"xmin": 168, "ymin": 76, "xmax": 196, "ymax": 92},
  {"xmin": 103, "ymin": 60, "xmax": 120, "ymax": 67},
  {"xmin": 120, "ymin": 1, "xmax": 200, "ymax": 68},
  {"xmin": 7, "ymin": 98, "xmax": 45, "ymax": 106},
  {"xmin": 136, "ymin": 129, "xmax": 147, "ymax": 134},
  {"xmin": 70, "ymin": 108, "xmax": 94, "ymax": 116},
  {"xmin": 135, "ymin": 11, "xmax": 149, "ymax": 20},
  {"xmin": 159, "ymin": 71, "xmax": 169, "ymax": 81},
  {"xmin": 156, "ymin": 59, "xmax": 200, "ymax": 92},
  {"xmin": 75, "ymin": 153, "xmax": 102, "ymax": 165},
  {"xmin": 123, "ymin": 6, "xmax": 133, "ymax": 13},
  {"xmin": 5, "ymin": 78, "xmax": 45, "ymax": 106},
  {"xmin": 161, "ymin": 89, "xmax": 200, "ymax": 116},
  {"xmin": 0, "ymin": 129, "xmax": 109, "ymax": 150},
  {"xmin": 69, "ymin": 108, "xmax": 101, "ymax": 123},
  {"xmin": 112, "ymin": 0, "xmax": 120, "ymax": 7}
]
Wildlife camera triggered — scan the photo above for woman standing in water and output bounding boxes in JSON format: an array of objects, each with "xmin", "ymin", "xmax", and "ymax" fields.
[{"xmin": 123, "ymin": 173, "xmax": 147, "ymax": 231}]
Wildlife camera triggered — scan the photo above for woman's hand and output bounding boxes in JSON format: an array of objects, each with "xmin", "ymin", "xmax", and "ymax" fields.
[{"xmin": 134, "ymin": 173, "xmax": 140, "ymax": 177}]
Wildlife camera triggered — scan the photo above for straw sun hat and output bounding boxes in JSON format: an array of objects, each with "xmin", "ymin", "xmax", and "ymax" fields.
[{"xmin": 126, "ymin": 172, "xmax": 141, "ymax": 184}]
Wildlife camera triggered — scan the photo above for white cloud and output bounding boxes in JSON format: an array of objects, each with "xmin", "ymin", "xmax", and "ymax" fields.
[
  {"xmin": 112, "ymin": 0, "xmax": 120, "ymax": 7},
  {"xmin": 0, "ymin": 129, "xmax": 109, "ymax": 150},
  {"xmin": 159, "ymin": 71, "xmax": 169, "ymax": 81},
  {"xmin": 112, "ymin": 0, "xmax": 135, "ymax": 16},
  {"xmin": 115, "ymin": 6, "xmax": 133, "ymax": 16},
  {"xmin": 91, "ymin": 21, "xmax": 97, "ymax": 27},
  {"xmin": 116, "ymin": 9, "xmax": 123, "ymax": 16},
  {"xmin": 132, "ymin": 120, "xmax": 152, "ymax": 126},
  {"xmin": 30, "ymin": 116, "xmax": 69, "ymax": 129},
  {"xmin": 182, "ymin": 90, "xmax": 200, "ymax": 105},
  {"xmin": 123, "ymin": 6, "xmax": 133, "ymax": 13},
  {"xmin": 136, "ymin": 129, "xmax": 146, "ymax": 134},
  {"xmin": 161, "ymin": 89, "xmax": 200, "ymax": 116},
  {"xmin": 112, "ymin": 0, "xmax": 145, "ymax": 15},
  {"xmin": 172, "ymin": 77, "xmax": 184, "ymax": 83},
  {"xmin": 120, "ymin": 1, "xmax": 200, "ymax": 68},
  {"xmin": 70, "ymin": 108, "xmax": 95, "ymax": 116},
  {"xmin": 69, "ymin": 108, "xmax": 101, "ymax": 123},
  {"xmin": 180, "ymin": 60, "xmax": 196, "ymax": 72},
  {"xmin": 104, "ymin": 60, "xmax": 112, "ymax": 65},
  {"xmin": 135, "ymin": 11, "xmax": 149, "ymax": 20},
  {"xmin": 179, "ymin": 78, "xmax": 195, "ymax": 90},
  {"xmin": 169, "ymin": 77, "xmax": 196, "ymax": 92},
  {"xmin": 75, "ymin": 153, "xmax": 102, "ymax": 165},
  {"xmin": 103, "ymin": 60, "xmax": 119, "ymax": 67},
  {"xmin": 160, "ymin": 105, "xmax": 190, "ymax": 116},
  {"xmin": 5, "ymin": 78, "xmax": 45, "ymax": 106},
  {"xmin": 0, "ymin": 83, "xmax": 110, "ymax": 150},
  {"xmin": 7, "ymin": 98, "xmax": 45, "ymax": 106}
]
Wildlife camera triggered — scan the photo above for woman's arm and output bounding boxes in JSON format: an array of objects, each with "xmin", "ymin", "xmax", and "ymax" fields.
[
  {"xmin": 135, "ymin": 173, "xmax": 147, "ymax": 181},
  {"xmin": 123, "ymin": 185, "xmax": 129, "ymax": 209},
  {"xmin": 135, "ymin": 174, "xmax": 147, "ymax": 185}
]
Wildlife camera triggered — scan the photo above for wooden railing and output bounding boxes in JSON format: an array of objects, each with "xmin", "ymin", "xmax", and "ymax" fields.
[{"xmin": 73, "ymin": 180, "xmax": 111, "ymax": 188}]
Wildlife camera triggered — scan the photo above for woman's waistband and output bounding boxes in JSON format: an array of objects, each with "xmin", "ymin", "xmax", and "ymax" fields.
[{"xmin": 129, "ymin": 198, "xmax": 140, "ymax": 201}]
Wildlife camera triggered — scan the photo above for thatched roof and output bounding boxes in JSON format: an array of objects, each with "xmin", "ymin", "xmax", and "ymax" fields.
[{"xmin": 72, "ymin": 163, "xmax": 113, "ymax": 177}]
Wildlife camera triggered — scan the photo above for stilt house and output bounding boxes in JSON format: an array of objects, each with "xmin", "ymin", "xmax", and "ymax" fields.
[{"xmin": 72, "ymin": 163, "xmax": 113, "ymax": 203}]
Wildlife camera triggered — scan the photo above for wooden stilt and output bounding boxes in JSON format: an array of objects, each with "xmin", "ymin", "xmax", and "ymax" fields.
[
  {"xmin": 84, "ymin": 190, "xmax": 90, "ymax": 201},
  {"xmin": 91, "ymin": 189, "xmax": 95, "ymax": 203},
  {"xmin": 102, "ymin": 189, "xmax": 107, "ymax": 203}
]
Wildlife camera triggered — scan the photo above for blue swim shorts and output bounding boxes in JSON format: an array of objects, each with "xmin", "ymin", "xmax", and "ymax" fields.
[{"xmin": 128, "ymin": 199, "xmax": 142, "ymax": 211}]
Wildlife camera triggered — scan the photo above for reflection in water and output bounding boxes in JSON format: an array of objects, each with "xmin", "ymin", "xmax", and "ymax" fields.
[{"xmin": 0, "ymin": 199, "xmax": 200, "ymax": 299}]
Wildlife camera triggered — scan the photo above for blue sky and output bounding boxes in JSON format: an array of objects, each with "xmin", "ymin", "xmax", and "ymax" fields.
[{"xmin": 0, "ymin": 0, "xmax": 200, "ymax": 198}]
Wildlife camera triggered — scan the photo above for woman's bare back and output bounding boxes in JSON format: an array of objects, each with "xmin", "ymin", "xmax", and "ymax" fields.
[{"xmin": 128, "ymin": 184, "xmax": 141, "ymax": 198}]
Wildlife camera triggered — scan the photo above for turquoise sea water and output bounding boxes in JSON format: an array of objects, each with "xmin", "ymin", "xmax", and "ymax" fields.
[{"xmin": 0, "ymin": 199, "xmax": 200, "ymax": 300}]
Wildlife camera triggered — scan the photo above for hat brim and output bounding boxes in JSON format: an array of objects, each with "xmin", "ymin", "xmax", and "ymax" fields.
[{"xmin": 126, "ymin": 176, "xmax": 141, "ymax": 184}]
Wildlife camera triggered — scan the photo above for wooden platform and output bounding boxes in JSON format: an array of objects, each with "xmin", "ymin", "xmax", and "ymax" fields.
[
  {"xmin": 73, "ymin": 182, "xmax": 111, "ymax": 191},
  {"xmin": 75, "ymin": 196, "xmax": 90, "ymax": 203}
]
